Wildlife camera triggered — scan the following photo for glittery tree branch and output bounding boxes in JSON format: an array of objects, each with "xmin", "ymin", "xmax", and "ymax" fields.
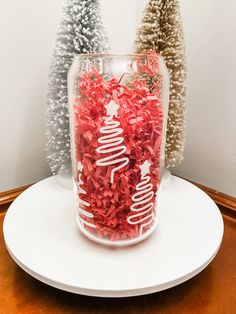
[
  {"xmin": 46, "ymin": 0, "xmax": 109, "ymax": 175},
  {"xmin": 135, "ymin": 0, "xmax": 187, "ymax": 167}
]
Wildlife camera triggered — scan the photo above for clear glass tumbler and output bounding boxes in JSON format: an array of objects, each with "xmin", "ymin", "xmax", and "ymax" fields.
[{"xmin": 68, "ymin": 53, "xmax": 169, "ymax": 246}]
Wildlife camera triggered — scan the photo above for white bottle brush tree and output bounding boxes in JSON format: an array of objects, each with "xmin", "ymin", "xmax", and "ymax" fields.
[{"xmin": 46, "ymin": 0, "xmax": 109, "ymax": 175}]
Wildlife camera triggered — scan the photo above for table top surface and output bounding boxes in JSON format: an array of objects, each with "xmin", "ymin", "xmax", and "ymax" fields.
[{"xmin": 0, "ymin": 207, "xmax": 236, "ymax": 314}]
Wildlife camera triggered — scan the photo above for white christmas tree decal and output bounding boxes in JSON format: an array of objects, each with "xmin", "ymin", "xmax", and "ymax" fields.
[
  {"xmin": 127, "ymin": 160, "xmax": 155, "ymax": 235},
  {"xmin": 76, "ymin": 161, "xmax": 96, "ymax": 228},
  {"xmin": 96, "ymin": 100, "xmax": 129, "ymax": 184}
]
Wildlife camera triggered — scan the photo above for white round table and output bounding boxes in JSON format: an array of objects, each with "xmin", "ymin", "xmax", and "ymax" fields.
[{"xmin": 3, "ymin": 174, "xmax": 224, "ymax": 297}]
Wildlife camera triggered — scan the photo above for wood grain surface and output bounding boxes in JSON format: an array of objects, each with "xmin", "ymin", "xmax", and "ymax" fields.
[
  {"xmin": 0, "ymin": 185, "xmax": 31, "ymax": 210},
  {"xmin": 0, "ymin": 209, "xmax": 236, "ymax": 314}
]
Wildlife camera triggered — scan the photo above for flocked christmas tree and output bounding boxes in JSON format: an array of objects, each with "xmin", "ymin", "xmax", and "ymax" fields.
[
  {"xmin": 135, "ymin": 0, "xmax": 186, "ymax": 168},
  {"xmin": 46, "ymin": 0, "xmax": 109, "ymax": 174}
]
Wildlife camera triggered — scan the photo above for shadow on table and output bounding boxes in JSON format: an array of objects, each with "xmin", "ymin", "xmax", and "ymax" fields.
[{"xmin": 12, "ymin": 264, "xmax": 214, "ymax": 314}]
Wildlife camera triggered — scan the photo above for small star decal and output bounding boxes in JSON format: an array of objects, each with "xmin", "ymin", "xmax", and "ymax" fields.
[
  {"xmin": 77, "ymin": 161, "xmax": 83, "ymax": 172},
  {"xmin": 105, "ymin": 101, "xmax": 119, "ymax": 117},
  {"xmin": 140, "ymin": 160, "xmax": 152, "ymax": 177}
]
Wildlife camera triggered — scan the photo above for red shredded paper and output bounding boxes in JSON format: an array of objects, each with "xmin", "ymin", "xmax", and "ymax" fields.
[{"xmin": 73, "ymin": 53, "xmax": 164, "ymax": 242}]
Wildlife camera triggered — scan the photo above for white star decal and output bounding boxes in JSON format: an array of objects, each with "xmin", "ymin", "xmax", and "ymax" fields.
[
  {"xmin": 77, "ymin": 161, "xmax": 83, "ymax": 172},
  {"xmin": 140, "ymin": 160, "xmax": 152, "ymax": 177},
  {"xmin": 105, "ymin": 101, "xmax": 119, "ymax": 117}
]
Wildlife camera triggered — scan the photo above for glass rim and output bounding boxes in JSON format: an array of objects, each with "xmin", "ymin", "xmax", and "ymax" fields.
[{"xmin": 74, "ymin": 52, "xmax": 163, "ymax": 59}]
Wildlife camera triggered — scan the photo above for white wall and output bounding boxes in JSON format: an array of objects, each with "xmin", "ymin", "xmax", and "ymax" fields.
[
  {"xmin": 1, "ymin": 0, "xmax": 236, "ymax": 197},
  {"xmin": 100, "ymin": 0, "xmax": 145, "ymax": 53},
  {"xmin": 0, "ymin": 0, "xmax": 63, "ymax": 191},
  {"xmin": 173, "ymin": 0, "xmax": 236, "ymax": 197},
  {"xmin": 100, "ymin": 0, "xmax": 137, "ymax": 53}
]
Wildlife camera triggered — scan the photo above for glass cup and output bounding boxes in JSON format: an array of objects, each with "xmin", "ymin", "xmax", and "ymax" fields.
[{"xmin": 68, "ymin": 53, "xmax": 169, "ymax": 246}]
